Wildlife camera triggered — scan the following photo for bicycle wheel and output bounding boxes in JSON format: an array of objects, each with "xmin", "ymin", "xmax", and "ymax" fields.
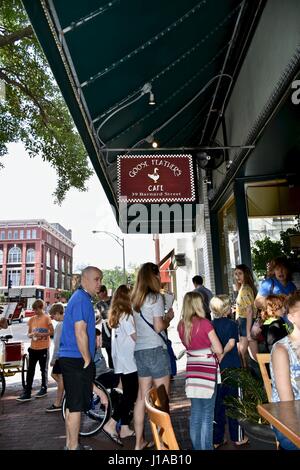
[
  {"xmin": 21, "ymin": 353, "xmax": 28, "ymax": 389},
  {"xmin": 62, "ymin": 382, "xmax": 112, "ymax": 437},
  {"xmin": 0, "ymin": 372, "xmax": 5, "ymax": 397}
]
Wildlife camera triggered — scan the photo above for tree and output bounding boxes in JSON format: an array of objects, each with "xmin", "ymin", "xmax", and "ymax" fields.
[
  {"xmin": 102, "ymin": 267, "xmax": 127, "ymax": 291},
  {"xmin": 280, "ymin": 227, "xmax": 300, "ymax": 259},
  {"xmin": 56, "ymin": 290, "xmax": 72, "ymax": 302},
  {"xmin": 0, "ymin": 0, "xmax": 92, "ymax": 203},
  {"xmin": 251, "ymin": 236, "xmax": 282, "ymax": 278}
]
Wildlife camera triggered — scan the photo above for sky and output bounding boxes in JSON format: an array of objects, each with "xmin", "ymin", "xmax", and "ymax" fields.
[{"xmin": 0, "ymin": 143, "xmax": 155, "ymax": 272}]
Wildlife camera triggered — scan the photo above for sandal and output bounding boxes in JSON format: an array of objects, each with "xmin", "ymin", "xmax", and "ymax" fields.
[
  {"xmin": 214, "ymin": 439, "xmax": 227, "ymax": 449},
  {"xmin": 234, "ymin": 437, "xmax": 249, "ymax": 446},
  {"xmin": 102, "ymin": 428, "xmax": 123, "ymax": 446},
  {"xmin": 119, "ymin": 430, "xmax": 136, "ymax": 438},
  {"xmin": 137, "ymin": 441, "xmax": 155, "ymax": 450}
]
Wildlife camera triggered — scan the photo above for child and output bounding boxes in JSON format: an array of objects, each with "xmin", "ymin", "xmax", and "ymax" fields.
[
  {"xmin": 261, "ymin": 294, "xmax": 288, "ymax": 352},
  {"xmin": 17, "ymin": 299, "xmax": 54, "ymax": 401},
  {"xmin": 210, "ymin": 295, "xmax": 248, "ymax": 448},
  {"xmin": 93, "ymin": 328, "xmax": 123, "ymax": 446},
  {"xmin": 46, "ymin": 303, "xmax": 64, "ymax": 412},
  {"xmin": 94, "ymin": 328, "xmax": 119, "ymax": 389}
]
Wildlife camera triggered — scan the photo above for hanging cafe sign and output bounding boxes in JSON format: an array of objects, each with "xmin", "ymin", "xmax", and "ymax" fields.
[{"xmin": 117, "ymin": 154, "xmax": 195, "ymax": 203}]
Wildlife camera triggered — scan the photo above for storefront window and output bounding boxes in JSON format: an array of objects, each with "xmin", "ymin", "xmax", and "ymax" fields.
[
  {"xmin": 246, "ymin": 181, "xmax": 300, "ymax": 286},
  {"xmin": 218, "ymin": 197, "xmax": 241, "ymax": 295}
]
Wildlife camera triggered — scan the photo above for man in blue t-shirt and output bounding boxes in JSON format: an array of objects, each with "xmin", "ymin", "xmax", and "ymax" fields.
[{"xmin": 59, "ymin": 266, "xmax": 103, "ymax": 451}]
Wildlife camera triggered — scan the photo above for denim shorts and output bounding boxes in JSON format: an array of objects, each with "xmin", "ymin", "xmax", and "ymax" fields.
[
  {"xmin": 134, "ymin": 346, "xmax": 171, "ymax": 379},
  {"xmin": 237, "ymin": 317, "xmax": 247, "ymax": 337}
]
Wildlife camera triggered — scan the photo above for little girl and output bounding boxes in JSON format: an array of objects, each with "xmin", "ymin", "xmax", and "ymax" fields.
[{"xmin": 261, "ymin": 294, "xmax": 288, "ymax": 352}]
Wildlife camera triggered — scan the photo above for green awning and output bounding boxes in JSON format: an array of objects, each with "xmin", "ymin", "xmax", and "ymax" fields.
[{"xmin": 22, "ymin": 0, "xmax": 263, "ymax": 226}]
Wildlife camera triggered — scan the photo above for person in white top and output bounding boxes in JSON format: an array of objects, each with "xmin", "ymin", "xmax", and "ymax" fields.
[
  {"xmin": 102, "ymin": 285, "xmax": 138, "ymax": 443},
  {"xmin": 132, "ymin": 262, "xmax": 174, "ymax": 450}
]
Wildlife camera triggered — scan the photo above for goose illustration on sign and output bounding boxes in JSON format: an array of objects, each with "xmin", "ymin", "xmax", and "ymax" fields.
[
  {"xmin": 148, "ymin": 168, "xmax": 160, "ymax": 183},
  {"xmin": 118, "ymin": 154, "xmax": 195, "ymax": 203}
]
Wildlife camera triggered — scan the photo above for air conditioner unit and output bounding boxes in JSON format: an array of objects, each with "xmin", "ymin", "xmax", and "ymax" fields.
[{"xmin": 175, "ymin": 253, "xmax": 186, "ymax": 266}]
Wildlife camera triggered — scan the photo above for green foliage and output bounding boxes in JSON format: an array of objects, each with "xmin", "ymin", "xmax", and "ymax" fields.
[
  {"xmin": 223, "ymin": 368, "xmax": 268, "ymax": 424},
  {"xmin": 58, "ymin": 290, "xmax": 72, "ymax": 301},
  {"xmin": 251, "ymin": 237, "xmax": 282, "ymax": 277},
  {"xmin": 251, "ymin": 225, "xmax": 300, "ymax": 278},
  {"xmin": 102, "ymin": 264, "xmax": 139, "ymax": 291},
  {"xmin": 0, "ymin": 0, "xmax": 92, "ymax": 203},
  {"xmin": 280, "ymin": 227, "xmax": 300, "ymax": 258}
]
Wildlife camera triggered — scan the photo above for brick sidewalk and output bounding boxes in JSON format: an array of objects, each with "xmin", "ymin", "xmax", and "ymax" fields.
[{"xmin": 0, "ymin": 372, "xmax": 258, "ymax": 451}]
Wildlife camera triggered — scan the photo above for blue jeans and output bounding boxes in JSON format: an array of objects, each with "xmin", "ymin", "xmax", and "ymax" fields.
[
  {"xmin": 213, "ymin": 383, "xmax": 241, "ymax": 444},
  {"xmin": 190, "ymin": 386, "xmax": 216, "ymax": 450},
  {"xmin": 273, "ymin": 427, "xmax": 300, "ymax": 451}
]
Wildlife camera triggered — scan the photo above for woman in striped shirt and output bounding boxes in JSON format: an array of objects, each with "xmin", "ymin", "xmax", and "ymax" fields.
[{"xmin": 178, "ymin": 291, "xmax": 222, "ymax": 450}]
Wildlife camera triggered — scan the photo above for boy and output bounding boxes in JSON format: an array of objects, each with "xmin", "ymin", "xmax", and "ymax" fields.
[
  {"xmin": 17, "ymin": 299, "xmax": 54, "ymax": 401},
  {"xmin": 211, "ymin": 295, "xmax": 248, "ymax": 448},
  {"xmin": 46, "ymin": 303, "xmax": 64, "ymax": 412}
]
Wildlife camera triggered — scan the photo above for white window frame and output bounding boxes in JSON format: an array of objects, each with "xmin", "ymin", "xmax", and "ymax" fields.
[
  {"xmin": 26, "ymin": 248, "xmax": 35, "ymax": 263},
  {"xmin": 8, "ymin": 246, "xmax": 21, "ymax": 263}
]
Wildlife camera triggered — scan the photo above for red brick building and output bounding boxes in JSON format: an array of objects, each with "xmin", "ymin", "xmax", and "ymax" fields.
[{"xmin": 0, "ymin": 219, "xmax": 74, "ymax": 304}]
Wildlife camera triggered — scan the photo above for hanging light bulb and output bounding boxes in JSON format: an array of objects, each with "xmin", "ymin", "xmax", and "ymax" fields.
[
  {"xmin": 149, "ymin": 91, "xmax": 155, "ymax": 106},
  {"xmin": 146, "ymin": 134, "xmax": 159, "ymax": 148}
]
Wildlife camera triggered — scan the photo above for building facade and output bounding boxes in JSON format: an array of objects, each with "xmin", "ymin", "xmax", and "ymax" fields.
[{"xmin": 0, "ymin": 219, "xmax": 74, "ymax": 304}]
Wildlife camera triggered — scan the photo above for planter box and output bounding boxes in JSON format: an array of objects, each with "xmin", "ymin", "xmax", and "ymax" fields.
[{"xmin": 241, "ymin": 420, "xmax": 277, "ymax": 450}]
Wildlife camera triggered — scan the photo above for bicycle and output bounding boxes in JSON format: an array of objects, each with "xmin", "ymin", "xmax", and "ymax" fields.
[
  {"xmin": 61, "ymin": 379, "xmax": 123, "ymax": 437},
  {"xmin": 0, "ymin": 334, "xmax": 28, "ymax": 397}
]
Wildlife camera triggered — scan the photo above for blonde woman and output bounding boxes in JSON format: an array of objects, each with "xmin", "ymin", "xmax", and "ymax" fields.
[
  {"xmin": 234, "ymin": 264, "xmax": 257, "ymax": 366},
  {"xmin": 103, "ymin": 285, "xmax": 138, "ymax": 442},
  {"xmin": 132, "ymin": 262, "xmax": 174, "ymax": 450},
  {"xmin": 178, "ymin": 291, "xmax": 222, "ymax": 450}
]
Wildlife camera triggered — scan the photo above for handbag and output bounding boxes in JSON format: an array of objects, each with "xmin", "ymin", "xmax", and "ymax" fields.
[
  {"xmin": 165, "ymin": 338, "xmax": 177, "ymax": 377},
  {"xmin": 140, "ymin": 311, "xmax": 177, "ymax": 376}
]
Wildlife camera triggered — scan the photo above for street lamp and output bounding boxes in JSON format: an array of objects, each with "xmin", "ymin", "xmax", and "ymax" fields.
[{"xmin": 92, "ymin": 230, "xmax": 126, "ymax": 283}]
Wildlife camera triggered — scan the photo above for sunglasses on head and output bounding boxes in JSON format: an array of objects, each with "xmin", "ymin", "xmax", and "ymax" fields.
[{"xmin": 150, "ymin": 264, "xmax": 159, "ymax": 275}]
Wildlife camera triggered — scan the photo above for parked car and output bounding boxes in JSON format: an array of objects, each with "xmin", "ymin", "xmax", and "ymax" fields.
[{"xmin": 24, "ymin": 309, "xmax": 35, "ymax": 318}]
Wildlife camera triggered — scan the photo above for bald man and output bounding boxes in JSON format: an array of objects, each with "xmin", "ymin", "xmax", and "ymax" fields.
[{"xmin": 59, "ymin": 266, "xmax": 103, "ymax": 451}]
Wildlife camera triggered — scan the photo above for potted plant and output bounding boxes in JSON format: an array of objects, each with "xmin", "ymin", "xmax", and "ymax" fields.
[{"xmin": 222, "ymin": 368, "xmax": 277, "ymax": 450}]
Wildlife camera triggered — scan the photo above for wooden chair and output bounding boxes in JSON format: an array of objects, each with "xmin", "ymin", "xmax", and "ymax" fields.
[
  {"xmin": 256, "ymin": 353, "xmax": 280, "ymax": 449},
  {"xmin": 256, "ymin": 353, "xmax": 272, "ymax": 403},
  {"xmin": 145, "ymin": 385, "xmax": 179, "ymax": 450}
]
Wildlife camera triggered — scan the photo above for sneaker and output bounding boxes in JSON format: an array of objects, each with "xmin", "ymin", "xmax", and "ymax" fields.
[
  {"xmin": 46, "ymin": 403, "xmax": 62, "ymax": 412},
  {"xmin": 16, "ymin": 392, "xmax": 33, "ymax": 402},
  {"xmin": 35, "ymin": 387, "xmax": 47, "ymax": 398}
]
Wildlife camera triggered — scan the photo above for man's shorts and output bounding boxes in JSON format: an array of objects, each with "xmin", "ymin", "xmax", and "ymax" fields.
[
  {"xmin": 59, "ymin": 357, "xmax": 94, "ymax": 412},
  {"xmin": 52, "ymin": 359, "xmax": 61, "ymax": 374}
]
